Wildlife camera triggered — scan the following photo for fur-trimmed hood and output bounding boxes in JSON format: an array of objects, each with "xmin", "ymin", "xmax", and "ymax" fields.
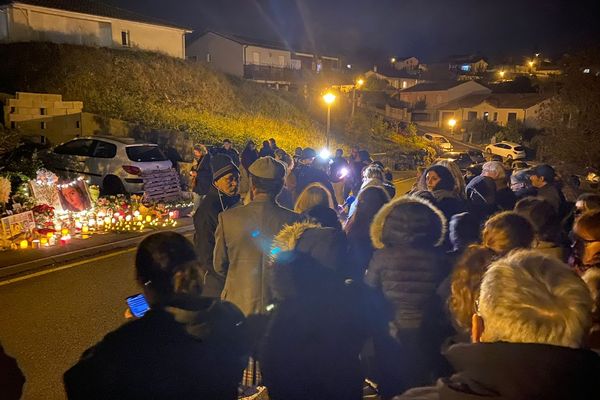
[
  {"xmin": 273, "ymin": 221, "xmax": 322, "ymax": 255},
  {"xmin": 370, "ymin": 195, "xmax": 447, "ymax": 249}
]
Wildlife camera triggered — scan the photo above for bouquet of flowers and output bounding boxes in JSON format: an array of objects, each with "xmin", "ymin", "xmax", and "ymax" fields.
[
  {"xmin": 0, "ymin": 176, "xmax": 10, "ymax": 214},
  {"xmin": 32, "ymin": 204, "xmax": 55, "ymax": 230}
]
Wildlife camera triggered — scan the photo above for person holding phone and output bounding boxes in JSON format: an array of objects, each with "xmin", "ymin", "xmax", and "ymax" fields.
[{"xmin": 63, "ymin": 232, "xmax": 248, "ymax": 399}]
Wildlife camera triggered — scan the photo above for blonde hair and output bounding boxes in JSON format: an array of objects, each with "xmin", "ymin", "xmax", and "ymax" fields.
[
  {"xmin": 482, "ymin": 211, "xmax": 534, "ymax": 255},
  {"xmin": 479, "ymin": 250, "xmax": 592, "ymax": 348},
  {"xmin": 582, "ymin": 268, "xmax": 600, "ymax": 321},
  {"xmin": 294, "ymin": 182, "xmax": 334, "ymax": 213}
]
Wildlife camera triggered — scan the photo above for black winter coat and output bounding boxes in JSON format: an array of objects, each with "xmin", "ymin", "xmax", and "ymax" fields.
[
  {"xmin": 64, "ymin": 295, "xmax": 248, "ymax": 400},
  {"xmin": 293, "ymin": 164, "xmax": 337, "ymax": 205},
  {"xmin": 193, "ymin": 186, "xmax": 240, "ymax": 297},
  {"xmin": 193, "ymin": 154, "xmax": 212, "ymax": 195}
]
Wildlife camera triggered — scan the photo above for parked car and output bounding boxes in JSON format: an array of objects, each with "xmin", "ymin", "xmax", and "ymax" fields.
[
  {"xmin": 467, "ymin": 149, "xmax": 485, "ymax": 164},
  {"xmin": 42, "ymin": 136, "xmax": 172, "ymax": 194},
  {"xmin": 511, "ymin": 160, "xmax": 530, "ymax": 170},
  {"xmin": 485, "ymin": 141, "xmax": 526, "ymax": 161},
  {"xmin": 437, "ymin": 151, "xmax": 474, "ymax": 171},
  {"xmin": 423, "ymin": 133, "xmax": 453, "ymax": 151}
]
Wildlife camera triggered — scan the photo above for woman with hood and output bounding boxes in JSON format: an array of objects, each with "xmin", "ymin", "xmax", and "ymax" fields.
[
  {"xmin": 365, "ymin": 196, "xmax": 452, "ymax": 397},
  {"xmin": 423, "ymin": 164, "xmax": 466, "ymax": 221},
  {"xmin": 64, "ymin": 232, "xmax": 248, "ymax": 400},
  {"xmin": 261, "ymin": 222, "xmax": 368, "ymax": 400}
]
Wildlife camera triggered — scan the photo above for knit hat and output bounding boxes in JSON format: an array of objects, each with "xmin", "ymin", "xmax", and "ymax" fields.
[
  {"xmin": 425, "ymin": 164, "xmax": 455, "ymax": 191},
  {"xmin": 211, "ymin": 154, "xmax": 239, "ymax": 182},
  {"xmin": 248, "ymin": 156, "xmax": 286, "ymax": 180}
]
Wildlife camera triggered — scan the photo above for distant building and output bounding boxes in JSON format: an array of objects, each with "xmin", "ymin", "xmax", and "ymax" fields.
[
  {"xmin": 445, "ymin": 55, "xmax": 489, "ymax": 74},
  {"xmin": 392, "ymin": 56, "xmax": 420, "ymax": 71},
  {"xmin": 437, "ymin": 92, "xmax": 552, "ymax": 129},
  {"xmin": 0, "ymin": 0, "xmax": 191, "ymax": 58},
  {"xmin": 365, "ymin": 66, "xmax": 423, "ymax": 90},
  {"xmin": 186, "ymin": 30, "xmax": 340, "ymax": 86}
]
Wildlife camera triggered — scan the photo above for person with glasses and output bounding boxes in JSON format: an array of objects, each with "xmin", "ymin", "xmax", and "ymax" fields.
[{"xmin": 570, "ymin": 210, "xmax": 600, "ymax": 275}]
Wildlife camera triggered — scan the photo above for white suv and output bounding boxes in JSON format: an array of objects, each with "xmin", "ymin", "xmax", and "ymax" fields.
[
  {"xmin": 43, "ymin": 136, "xmax": 173, "ymax": 194},
  {"xmin": 485, "ymin": 141, "xmax": 526, "ymax": 161},
  {"xmin": 423, "ymin": 133, "xmax": 453, "ymax": 151}
]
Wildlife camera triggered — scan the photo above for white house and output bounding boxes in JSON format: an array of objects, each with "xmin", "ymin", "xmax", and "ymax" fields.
[
  {"xmin": 365, "ymin": 67, "xmax": 422, "ymax": 90},
  {"xmin": 0, "ymin": 0, "xmax": 191, "ymax": 58}
]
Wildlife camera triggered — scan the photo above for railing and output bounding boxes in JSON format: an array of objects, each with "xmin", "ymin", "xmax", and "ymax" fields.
[{"xmin": 243, "ymin": 64, "xmax": 304, "ymax": 83}]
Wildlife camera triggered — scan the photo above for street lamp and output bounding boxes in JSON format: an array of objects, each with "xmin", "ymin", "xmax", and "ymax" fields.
[
  {"xmin": 323, "ymin": 92, "xmax": 336, "ymax": 148},
  {"xmin": 351, "ymin": 78, "xmax": 364, "ymax": 119},
  {"xmin": 390, "ymin": 57, "xmax": 396, "ymax": 64},
  {"xmin": 499, "ymin": 70, "xmax": 505, "ymax": 80},
  {"xmin": 448, "ymin": 118, "xmax": 457, "ymax": 134}
]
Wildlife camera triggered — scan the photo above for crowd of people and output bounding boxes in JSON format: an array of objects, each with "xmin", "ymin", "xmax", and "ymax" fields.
[{"xmin": 3, "ymin": 138, "xmax": 600, "ymax": 400}]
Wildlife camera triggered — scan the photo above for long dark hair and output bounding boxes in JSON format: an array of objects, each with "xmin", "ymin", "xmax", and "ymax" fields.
[{"xmin": 344, "ymin": 186, "xmax": 390, "ymax": 236}]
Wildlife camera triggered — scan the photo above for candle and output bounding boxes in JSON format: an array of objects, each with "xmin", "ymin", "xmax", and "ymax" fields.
[
  {"xmin": 75, "ymin": 220, "xmax": 82, "ymax": 229},
  {"xmin": 19, "ymin": 240, "xmax": 28, "ymax": 249},
  {"xmin": 47, "ymin": 232, "xmax": 54, "ymax": 239},
  {"xmin": 49, "ymin": 236, "xmax": 56, "ymax": 246},
  {"xmin": 82, "ymin": 225, "xmax": 89, "ymax": 234},
  {"xmin": 60, "ymin": 234, "xmax": 71, "ymax": 245},
  {"xmin": 41, "ymin": 237, "xmax": 48, "ymax": 246},
  {"xmin": 88, "ymin": 219, "xmax": 96, "ymax": 227},
  {"xmin": 32, "ymin": 239, "xmax": 41, "ymax": 249},
  {"xmin": 61, "ymin": 228, "xmax": 69, "ymax": 236},
  {"xmin": 145, "ymin": 215, "xmax": 152, "ymax": 222},
  {"xmin": 104, "ymin": 216, "xmax": 111, "ymax": 225},
  {"xmin": 125, "ymin": 215, "xmax": 132, "ymax": 222}
]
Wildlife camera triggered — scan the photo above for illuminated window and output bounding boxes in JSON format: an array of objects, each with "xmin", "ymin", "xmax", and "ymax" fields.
[
  {"xmin": 402, "ymin": 81, "xmax": 407, "ymax": 89},
  {"xmin": 460, "ymin": 64, "xmax": 471, "ymax": 72},
  {"xmin": 583, "ymin": 68, "xmax": 590, "ymax": 74},
  {"xmin": 206, "ymin": 53, "xmax": 211, "ymax": 62}
]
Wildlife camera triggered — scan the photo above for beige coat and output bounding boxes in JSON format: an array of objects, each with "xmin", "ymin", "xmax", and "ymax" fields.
[{"xmin": 214, "ymin": 196, "xmax": 300, "ymax": 316}]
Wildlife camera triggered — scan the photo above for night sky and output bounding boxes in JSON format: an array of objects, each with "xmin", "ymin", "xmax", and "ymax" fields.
[{"xmin": 105, "ymin": 0, "xmax": 600, "ymax": 63}]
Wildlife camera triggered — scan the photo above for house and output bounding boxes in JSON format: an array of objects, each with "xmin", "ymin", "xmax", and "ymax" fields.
[
  {"xmin": 445, "ymin": 55, "xmax": 489, "ymax": 74},
  {"xmin": 398, "ymin": 80, "xmax": 491, "ymax": 125},
  {"xmin": 437, "ymin": 93, "xmax": 552, "ymax": 128},
  {"xmin": 365, "ymin": 66, "xmax": 422, "ymax": 90},
  {"xmin": 0, "ymin": 0, "xmax": 191, "ymax": 58},
  {"xmin": 392, "ymin": 56, "xmax": 419, "ymax": 70},
  {"xmin": 186, "ymin": 30, "xmax": 340, "ymax": 86}
]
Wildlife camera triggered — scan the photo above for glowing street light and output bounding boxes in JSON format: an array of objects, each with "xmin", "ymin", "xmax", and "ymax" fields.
[
  {"xmin": 351, "ymin": 78, "xmax": 364, "ymax": 118},
  {"xmin": 528, "ymin": 60, "xmax": 535, "ymax": 68},
  {"xmin": 499, "ymin": 70, "xmax": 506, "ymax": 79},
  {"xmin": 323, "ymin": 92, "xmax": 336, "ymax": 147},
  {"xmin": 391, "ymin": 57, "xmax": 396, "ymax": 63},
  {"xmin": 356, "ymin": 78, "xmax": 364, "ymax": 87},
  {"xmin": 448, "ymin": 118, "xmax": 457, "ymax": 134}
]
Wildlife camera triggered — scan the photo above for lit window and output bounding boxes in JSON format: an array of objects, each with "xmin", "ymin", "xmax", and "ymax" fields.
[
  {"xmin": 460, "ymin": 64, "xmax": 471, "ymax": 72},
  {"xmin": 583, "ymin": 68, "xmax": 590, "ymax": 74},
  {"xmin": 121, "ymin": 31, "xmax": 130, "ymax": 47},
  {"xmin": 402, "ymin": 81, "xmax": 407, "ymax": 89}
]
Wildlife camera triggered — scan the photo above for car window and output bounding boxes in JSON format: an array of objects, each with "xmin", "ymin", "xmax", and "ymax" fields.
[
  {"xmin": 54, "ymin": 139, "xmax": 95, "ymax": 156},
  {"xmin": 91, "ymin": 140, "xmax": 117, "ymax": 158},
  {"xmin": 496, "ymin": 143, "xmax": 509, "ymax": 149},
  {"xmin": 514, "ymin": 146, "xmax": 524, "ymax": 151},
  {"xmin": 126, "ymin": 145, "xmax": 168, "ymax": 162},
  {"xmin": 425, "ymin": 134, "xmax": 432, "ymax": 140}
]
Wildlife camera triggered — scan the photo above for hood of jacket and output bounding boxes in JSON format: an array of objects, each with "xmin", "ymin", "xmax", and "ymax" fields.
[
  {"xmin": 440, "ymin": 342, "xmax": 600, "ymax": 399},
  {"xmin": 370, "ymin": 196, "xmax": 446, "ymax": 249},
  {"xmin": 163, "ymin": 294, "xmax": 244, "ymax": 341}
]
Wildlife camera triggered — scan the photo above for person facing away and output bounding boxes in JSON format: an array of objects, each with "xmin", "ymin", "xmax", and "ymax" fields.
[
  {"xmin": 397, "ymin": 250, "xmax": 600, "ymax": 400},
  {"xmin": 214, "ymin": 156, "xmax": 301, "ymax": 316},
  {"xmin": 240, "ymin": 140, "xmax": 259, "ymax": 195},
  {"xmin": 365, "ymin": 196, "xmax": 452, "ymax": 397},
  {"xmin": 258, "ymin": 140, "xmax": 274, "ymax": 158},
  {"xmin": 64, "ymin": 232, "xmax": 248, "ymax": 400},
  {"xmin": 191, "ymin": 144, "xmax": 212, "ymax": 196},
  {"xmin": 514, "ymin": 197, "xmax": 565, "ymax": 260},
  {"xmin": 465, "ymin": 161, "xmax": 504, "ymax": 216},
  {"xmin": 193, "ymin": 154, "xmax": 241, "ymax": 297},
  {"xmin": 294, "ymin": 182, "xmax": 341, "ymax": 230},
  {"xmin": 260, "ymin": 224, "xmax": 370, "ymax": 400},
  {"xmin": 292, "ymin": 147, "xmax": 337, "ymax": 206}
]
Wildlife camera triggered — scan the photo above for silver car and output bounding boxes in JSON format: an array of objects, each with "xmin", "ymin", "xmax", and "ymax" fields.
[{"xmin": 43, "ymin": 136, "xmax": 173, "ymax": 194}]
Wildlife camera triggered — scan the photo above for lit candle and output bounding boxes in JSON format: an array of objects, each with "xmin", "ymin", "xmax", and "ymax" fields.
[
  {"xmin": 19, "ymin": 240, "xmax": 28, "ymax": 249},
  {"xmin": 61, "ymin": 228, "xmax": 69, "ymax": 236},
  {"xmin": 88, "ymin": 219, "xmax": 96, "ymax": 227},
  {"xmin": 125, "ymin": 215, "xmax": 132, "ymax": 222},
  {"xmin": 75, "ymin": 220, "xmax": 82, "ymax": 229},
  {"xmin": 82, "ymin": 225, "xmax": 89, "ymax": 234},
  {"xmin": 32, "ymin": 239, "xmax": 41, "ymax": 249},
  {"xmin": 41, "ymin": 237, "xmax": 48, "ymax": 246},
  {"xmin": 47, "ymin": 232, "xmax": 54, "ymax": 239},
  {"xmin": 145, "ymin": 215, "xmax": 152, "ymax": 222},
  {"xmin": 104, "ymin": 216, "xmax": 111, "ymax": 225}
]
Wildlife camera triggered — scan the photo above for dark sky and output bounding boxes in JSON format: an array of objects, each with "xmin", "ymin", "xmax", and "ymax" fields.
[{"xmin": 106, "ymin": 0, "xmax": 600, "ymax": 63}]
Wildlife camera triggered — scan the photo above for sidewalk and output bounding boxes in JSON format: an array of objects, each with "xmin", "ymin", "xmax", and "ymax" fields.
[{"xmin": 0, "ymin": 217, "xmax": 194, "ymax": 280}]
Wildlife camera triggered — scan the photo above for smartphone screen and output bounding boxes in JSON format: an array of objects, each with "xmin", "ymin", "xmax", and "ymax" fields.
[{"xmin": 126, "ymin": 293, "xmax": 150, "ymax": 318}]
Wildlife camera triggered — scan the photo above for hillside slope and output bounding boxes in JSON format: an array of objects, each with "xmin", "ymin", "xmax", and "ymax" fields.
[{"xmin": 0, "ymin": 42, "xmax": 324, "ymax": 150}]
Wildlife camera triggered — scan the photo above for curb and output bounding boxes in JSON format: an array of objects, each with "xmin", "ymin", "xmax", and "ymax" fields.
[{"xmin": 0, "ymin": 224, "xmax": 195, "ymax": 281}]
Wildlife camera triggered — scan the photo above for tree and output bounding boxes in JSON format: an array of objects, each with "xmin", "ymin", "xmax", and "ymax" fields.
[
  {"xmin": 363, "ymin": 76, "xmax": 392, "ymax": 91},
  {"xmin": 538, "ymin": 49, "xmax": 600, "ymax": 169}
]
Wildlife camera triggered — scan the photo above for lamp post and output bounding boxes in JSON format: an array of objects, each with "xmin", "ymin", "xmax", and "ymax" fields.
[
  {"xmin": 448, "ymin": 118, "xmax": 457, "ymax": 135},
  {"xmin": 323, "ymin": 92, "xmax": 336, "ymax": 148},
  {"xmin": 351, "ymin": 78, "xmax": 364, "ymax": 119}
]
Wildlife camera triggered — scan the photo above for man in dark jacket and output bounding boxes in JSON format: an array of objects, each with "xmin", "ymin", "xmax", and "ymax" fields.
[
  {"xmin": 396, "ymin": 250, "xmax": 600, "ymax": 400},
  {"xmin": 217, "ymin": 139, "xmax": 240, "ymax": 166},
  {"xmin": 530, "ymin": 164, "xmax": 564, "ymax": 213},
  {"xmin": 193, "ymin": 154, "xmax": 240, "ymax": 297},
  {"xmin": 292, "ymin": 147, "xmax": 337, "ymax": 205},
  {"xmin": 190, "ymin": 144, "xmax": 212, "ymax": 217}
]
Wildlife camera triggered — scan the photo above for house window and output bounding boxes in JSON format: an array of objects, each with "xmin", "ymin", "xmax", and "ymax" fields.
[
  {"xmin": 252, "ymin": 52, "xmax": 260, "ymax": 65},
  {"xmin": 121, "ymin": 31, "xmax": 130, "ymax": 47},
  {"xmin": 507, "ymin": 112, "xmax": 517, "ymax": 123},
  {"xmin": 40, "ymin": 107, "xmax": 46, "ymax": 115},
  {"xmin": 467, "ymin": 111, "xmax": 477, "ymax": 120},
  {"xmin": 402, "ymin": 81, "xmax": 407, "ymax": 89},
  {"xmin": 10, "ymin": 121, "xmax": 16, "ymax": 129},
  {"xmin": 40, "ymin": 121, "xmax": 47, "ymax": 129},
  {"xmin": 206, "ymin": 53, "xmax": 211, "ymax": 63},
  {"xmin": 278, "ymin": 55, "xmax": 285, "ymax": 66},
  {"xmin": 493, "ymin": 112, "xmax": 498, "ymax": 122},
  {"xmin": 10, "ymin": 106, "xmax": 15, "ymax": 113},
  {"xmin": 76, "ymin": 120, "xmax": 80, "ymax": 129},
  {"xmin": 483, "ymin": 111, "xmax": 489, "ymax": 122}
]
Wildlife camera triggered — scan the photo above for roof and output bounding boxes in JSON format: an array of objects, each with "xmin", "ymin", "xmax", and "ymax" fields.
[
  {"xmin": 370, "ymin": 67, "xmax": 420, "ymax": 79},
  {"xmin": 438, "ymin": 93, "xmax": 551, "ymax": 110},
  {"xmin": 444, "ymin": 54, "xmax": 488, "ymax": 64},
  {"xmin": 401, "ymin": 80, "xmax": 466, "ymax": 92},
  {"xmin": 1, "ymin": 0, "xmax": 191, "ymax": 30},
  {"xmin": 437, "ymin": 93, "xmax": 491, "ymax": 110}
]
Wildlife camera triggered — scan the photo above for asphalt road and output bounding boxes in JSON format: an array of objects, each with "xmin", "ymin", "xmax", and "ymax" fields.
[{"xmin": 0, "ymin": 248, "xmax": 140, "ymax": 400}]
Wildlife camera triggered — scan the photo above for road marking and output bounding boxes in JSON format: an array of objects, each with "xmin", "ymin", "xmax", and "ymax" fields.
[
  {"xmin": 0, "ymin": 247, "xmax": 136, "ymax": 287},
  {"xmin": 393, "ymin": 177, "xmax": 416, "ymax": 184}
]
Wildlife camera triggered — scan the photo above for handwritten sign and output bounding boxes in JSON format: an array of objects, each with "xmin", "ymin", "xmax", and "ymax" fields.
[{"xmin": 1, "ymin": 211, "xmax": 35, "ymax": 240}]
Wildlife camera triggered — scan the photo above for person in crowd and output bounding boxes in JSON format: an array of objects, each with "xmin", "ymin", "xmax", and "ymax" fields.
[
  {"xmin": 193, "ymin": 154, "xmax": 241, "ymax": 297},
  {"xmin": 240, "ymin": 140, "xmax": 259, "ymax": 195},
  {"xmin": 344, "ymin": 186, "xmax": 390, "ymax": 280},
  {"xmin": 510, "ymin": 167, "xmax": 537, "ymax": 199},
  {"xmin": 348, "ymin": 146, "xmax": 368, "ymax": 196},
  {"xmin": 365, "ymin": 196, "xmax": 452, "ymax": 397},
  {"xmin": 330, "ymin": 148, "xmax": 349, "ymax": 205},
  {"xmin": 446, "ymin": 212, "xmax": 481, "ymax": 263},
  {"xmin": 262, "ymin": 223, "xmax": 369, "ymax": 399},
  {"xmin": 397, "ymin": 250, "xmax": 600, "ymax": 400},
  {"xmin": 268, "ymin": 138, "xmax": 279, "ymax": 152},
  {"xmin": 582, "ymin": 267, "xmax": 600, "ymax": 349},
  {"xmin": 570, "ymin": 209, "xmax": 600, "ymax": 275},
  {"xmin": 529, "ymin": 164, "xmax": 564, "ymax": 213},
  {"xmin": 274, "ymin": 148, "xmax": 295, "ymax": 210},
  {"xmin": 514, "ymin": 197, "xmax": 565, "ymax": 260},
  {"xmin": 64, "ymin": 232, "xmax": 248, "ymax": 399},
  {"xmin": 219, "ymin": 139, "xmax": 240, "ymax": 166},
  {"xmin": 424, "ymin": 164, "xmax": 465, "ymax": 221},
  {"xmin": 446, "ymin": 212, "xmax": 534, "ymax": 338},
  {"xmin": 259, "ymin": 140, "xmax": 274, "ymax": 158},
  {"xmin": 465, "ymin": 161, "xmax": 504, "ymax": 217},
  {"xmin": 292, "ymin": 148, "xmax": 337, "ymax": 205},
  {"xmin": 435, "ymin": 159, "xmax": 466, "ymax": 200},
  {"xmin": 361, "ymin": 164, "xmax": 396, "ymax": 199},
  {"xmin": 575, "ymin": 192, "xmax": 600, "ymax": 218},
  {"xmin": 190, "ymin": 144, "xmax": 212, "ymax": 215},
  {"xmin": 293, "ymin": 147, "xmax": 303, "ymax": 165},
  {"xmin": 1, "ymin": 343, "xmax": 25, "ymax": 400},
  {"xmin": 294, "ymin": 182, "xmax": 341, "ymax": 230},
  {"xmin": 214, "ymin": 157, "xmax": 301, "ymax": 316}
]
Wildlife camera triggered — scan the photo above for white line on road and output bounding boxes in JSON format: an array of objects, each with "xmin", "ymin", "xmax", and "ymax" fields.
[{"xmin": 392, "ymin": 177, "xmax": 416, "ymax": 184}]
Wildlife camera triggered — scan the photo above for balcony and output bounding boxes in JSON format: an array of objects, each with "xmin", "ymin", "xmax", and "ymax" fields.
[{"xmin": 243, "ymin": 64, "xmax": 304, "ymax": 83}]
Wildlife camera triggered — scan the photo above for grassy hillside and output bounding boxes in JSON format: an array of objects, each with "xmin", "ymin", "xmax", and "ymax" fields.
[{"xmin": 0, "ymin": 42, "xmax": 325, "ymax": 150}]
